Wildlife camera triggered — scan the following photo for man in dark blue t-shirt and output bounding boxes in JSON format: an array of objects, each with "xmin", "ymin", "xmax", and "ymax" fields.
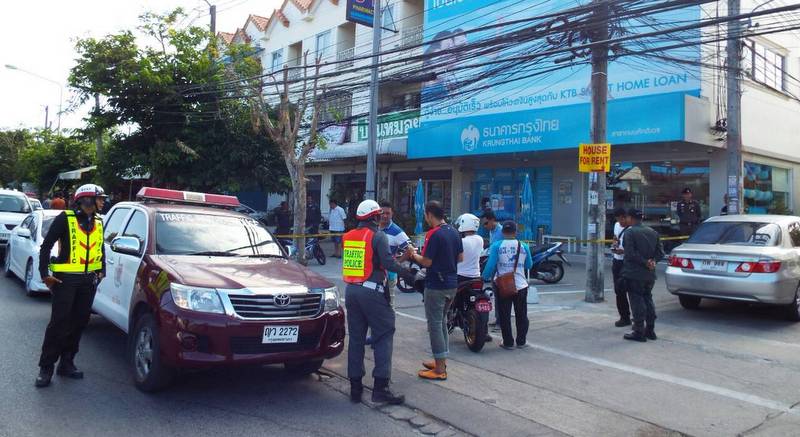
[{"xmin": 408, "ymin": 201, "xmax": 463, "ymax": 381}]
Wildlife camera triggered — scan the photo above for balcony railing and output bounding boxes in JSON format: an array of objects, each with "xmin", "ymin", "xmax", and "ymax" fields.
[
  {"xmin": 400, "ymin": 24, "xmax": 424, "ymax": 48},
  {"xmin": 336, "ymin": 47, "xmax": 355, "ymax": 70}
]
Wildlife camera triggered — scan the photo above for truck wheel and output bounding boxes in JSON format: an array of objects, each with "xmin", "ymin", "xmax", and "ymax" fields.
[
  {"xmin": 284, "ymin": 360, "xmax": 323, "ymax": 376},
  {"xmin": 131, "ymin": 313, "xmax": 174, "ymax": 392},
  {"xmin": 678, "ymin": 295, "xmax": 702, "ymax": 310}
]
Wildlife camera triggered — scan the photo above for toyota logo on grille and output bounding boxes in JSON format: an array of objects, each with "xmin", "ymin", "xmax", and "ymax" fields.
[{"xmin": 274, "ymin": 294, "xmax": 292, "ymax": 307}]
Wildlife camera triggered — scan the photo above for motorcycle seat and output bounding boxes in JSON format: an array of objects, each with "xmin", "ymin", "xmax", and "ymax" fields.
[{"xmin": 531, "ymin": 243, "xmax": 558, "ymax": 256}]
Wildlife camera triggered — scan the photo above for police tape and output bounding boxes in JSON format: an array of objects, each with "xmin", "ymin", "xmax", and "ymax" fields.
[{"xmin": 272, "ymin": 233, "xmax": 690, "ymax": 245}]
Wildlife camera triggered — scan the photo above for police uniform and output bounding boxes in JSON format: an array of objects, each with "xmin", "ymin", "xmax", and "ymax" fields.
[
  {"xmin": 342, "ymin": 203, "xmax": 410, "ymax": 404},
  {"xmin": 677, "ymin": 192, "xmax": 702, "ymax": 235},
  {"xmin": 37, "ymin": 206, "xmax": 104, "ymax": 384}
]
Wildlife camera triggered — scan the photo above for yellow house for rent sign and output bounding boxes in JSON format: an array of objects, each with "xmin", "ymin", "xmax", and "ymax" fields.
[{"xmin": 579, "ymin": 143, "xmax": 611, "ymax": 173}]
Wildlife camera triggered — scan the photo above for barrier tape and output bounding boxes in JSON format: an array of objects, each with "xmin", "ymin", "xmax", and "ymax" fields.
[{"xmin": 273, "ymin": 232, "xmax": 691, "ymax": 245}]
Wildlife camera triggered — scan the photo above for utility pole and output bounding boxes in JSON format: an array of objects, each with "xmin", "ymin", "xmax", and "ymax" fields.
[
  {"xmin": 95, "ymin": 93, "xmax": 103, "ymax": 161},
  {"xmin": 209, "ymin": 3, "xmax": 216, "ymax": 35},
  {"xmin": 585, "ymin": 0, "xmax": 609, "ymax": 303},
  {"xmin": 365, "ymin": 0, "xmax": 382, "ymax": 200},
  {"xmin": 726, "ymin": 0, "xmax": 742, "ymax": 215},
  {"xmin": 44, "ymin": 105, "xmax": 49, "ymax": 130}
]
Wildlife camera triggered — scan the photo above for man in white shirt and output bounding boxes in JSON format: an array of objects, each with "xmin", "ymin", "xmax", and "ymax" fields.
[
  {"xmin": 456, "ymin": 213, "xmax": 483, "ymax": 282},
  {"xmin": 328, "ymin": 199, "xmax": 347, "ymax": 258},
  {"xmin": 611, "ymin": 208, "xmax": 631, "ymax": 327}
]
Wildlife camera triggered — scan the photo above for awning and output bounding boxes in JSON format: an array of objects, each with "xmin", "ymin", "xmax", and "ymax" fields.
[
  {"xmin": 58, "ymin": 166, "xmax": 97, "ymax": 180},
  {"xmin": 310, "ymin": 138, "xmax": 407, "ymax": 161}
]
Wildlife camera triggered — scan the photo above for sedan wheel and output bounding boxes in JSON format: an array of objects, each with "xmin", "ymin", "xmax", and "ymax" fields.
[
  {"xmin": 3, "ymin": 250, "xmax": 13, "ymax": 278},
  {"xmin": 25, "ymin": 261, "xmax": 36, "ymax": 296},
  {"xmin": 786, "ymin": 286, "xmax": 800, "ymax": 322},
  {"xmin": 678, "ymin": 294, "xmax": 702, "ymax": 310}
]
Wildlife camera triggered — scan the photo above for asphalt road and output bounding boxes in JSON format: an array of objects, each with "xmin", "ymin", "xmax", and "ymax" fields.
[{"xmin": 0, "ymin": 270, "xmax": 417, "ymax": 437}]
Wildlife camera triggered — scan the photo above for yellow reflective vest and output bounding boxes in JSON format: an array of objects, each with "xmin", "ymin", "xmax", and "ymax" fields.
[{"xmin": 49, "ymin": 210, "xmax": 104, "ymax": 273}]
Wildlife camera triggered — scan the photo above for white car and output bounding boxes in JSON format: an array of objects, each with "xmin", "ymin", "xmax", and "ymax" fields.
[
  {"xmin": 3, "ymin": 210, "xmax": 62, "ymax": 294},
  {"xmin": 0, "ymin": 189, "xmax": 34, "ymax": 250},
  {"xmin": 29, "ymin": 198, "xmax": 43, "ymax": 211}
]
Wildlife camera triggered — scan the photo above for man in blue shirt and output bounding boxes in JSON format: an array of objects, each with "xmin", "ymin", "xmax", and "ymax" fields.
[
  {"xmin": 482, "ymin": 209, "xmax": 504, "ymax": 244},
  {"xmin": 379, "ymin": 201, "xmax": 410, "ymax": 305},
  {"xmin": 407, "ymin": 201, "xmax": 462, "ymax": 381}
]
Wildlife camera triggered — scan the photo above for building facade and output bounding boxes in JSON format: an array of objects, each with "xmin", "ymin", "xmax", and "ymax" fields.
[{"xmin": 223, "ymin": 0, "xmax": 800, "ymax": 241}]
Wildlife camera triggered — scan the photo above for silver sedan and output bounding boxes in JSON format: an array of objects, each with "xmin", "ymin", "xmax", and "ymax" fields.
[{"xmin": 665, "ymin": 214, "xmax": 800, "ymax": 321}]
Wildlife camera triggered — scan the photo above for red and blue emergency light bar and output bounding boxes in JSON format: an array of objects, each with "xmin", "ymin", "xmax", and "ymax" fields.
[{"xmin": 136, "ymin": 187, "xmax": 240, "ymax": 208}]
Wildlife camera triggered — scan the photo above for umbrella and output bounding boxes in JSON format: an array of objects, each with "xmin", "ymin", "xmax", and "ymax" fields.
[
  {"xmin": 414, "ymin": 178, "xmax": 425, "ymax": 237},
  {"xmin": 520, "ymin": 173, "xmax": 534, "ymax": 241}
]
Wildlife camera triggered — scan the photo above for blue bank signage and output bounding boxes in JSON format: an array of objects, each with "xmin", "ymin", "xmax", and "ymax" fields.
[{"xmin": 407, "ymin": 0, "xmax": 701, "ymax": 159}]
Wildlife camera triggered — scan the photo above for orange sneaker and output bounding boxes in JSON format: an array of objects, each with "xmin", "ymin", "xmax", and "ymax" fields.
[{"xmin": 418, "ymin": 369, "xmax": 447, "ymax": 380}]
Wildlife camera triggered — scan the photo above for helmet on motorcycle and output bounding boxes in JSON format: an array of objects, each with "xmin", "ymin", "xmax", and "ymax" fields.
[
  {"xmin": 73, "ymin": 184, "xmax": 107, "ymax": 201},
  {"xmin": 456, "ymin": 213, "xmax": 480, "ymax": 233},
  {"xmin": 356, "ymin": 199, "xmax": 382, "ymax": 220}
]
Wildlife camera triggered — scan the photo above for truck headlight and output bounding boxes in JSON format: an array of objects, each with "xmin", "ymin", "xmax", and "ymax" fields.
[
  {"xmin": 312, "ymin": 286, "xmax": 340, "ymax": 312},
  {"xmin": 170, "ymin": 283, "xmax": 224, "ymax": 314}
]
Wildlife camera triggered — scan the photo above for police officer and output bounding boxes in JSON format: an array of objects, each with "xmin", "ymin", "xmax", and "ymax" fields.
[
  {"xmin": 343, "ymin": 199, "xmax": 413, "ymax": 405},
  {"xmin": 35, "ymin": 184, "xmax": 107, "ymax": 388},
  {"xmin": 676, "ymin": 187, "xmax": 702, "ymax": 235},
  {"xmin": 622, "ymin": 209, "xmax": 665, "ymax": 343}
]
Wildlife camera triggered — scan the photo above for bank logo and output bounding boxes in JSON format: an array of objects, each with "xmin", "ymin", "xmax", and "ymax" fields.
[{"xmin": 460, "ymin": 125, "xmax": 479, "ymax": 152}]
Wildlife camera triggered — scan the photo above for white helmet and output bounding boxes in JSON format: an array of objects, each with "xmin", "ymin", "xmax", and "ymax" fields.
[
  {"xmin": 456, "ymin": 213, "xmax": 480, "ymax": 233},
  {"xmin": 73, "ymin": 184, "xmax": 107, "ymax": 201},
  {"xmin": 356, "ymin": 199, "xmax": 381, "ymax": 220}
]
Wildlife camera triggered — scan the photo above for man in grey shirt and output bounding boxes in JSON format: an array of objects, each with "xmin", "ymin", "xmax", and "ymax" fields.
[{"xmin": 621, "ymin": 209, "xmax": 665, "ymax": 342}]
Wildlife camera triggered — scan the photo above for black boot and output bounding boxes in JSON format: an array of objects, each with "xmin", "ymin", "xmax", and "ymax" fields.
[
  {"xmin": 645, "ymin": 324, "xmax": 657, "ymax": 340},
  {"xmin": 614, "ymin": 318, "xmax": 631, "ymax": 327},
  {"xmin": 371, "ymin": 378, "xmax": 404, "ymax": 405},
  {"xmin": 56, "ymin": 357, "xmax": 84, "ymax": 379},
  {"xmin": 35, "ymin": 366, "xmax": 53, "ymax": 388},
  {"xmin": 349, "ymin": 378, "xmax": 363, "ymax": 403},
  {"xmin": 624, "ymin": 324, "xmax": 647, "ymax": 342}
]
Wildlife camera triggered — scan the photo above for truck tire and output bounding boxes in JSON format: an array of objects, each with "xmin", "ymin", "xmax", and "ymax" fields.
[{"xmin": 131, "ymin": 313, "xmax": 174, "ymax": 392}]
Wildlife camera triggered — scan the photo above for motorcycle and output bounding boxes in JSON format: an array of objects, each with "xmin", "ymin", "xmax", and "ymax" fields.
[
  {"xmin": 406, "ymin": 268, "xmax": 493, "ymax": 353},
  {"xmin": 278, "ymin": 228, "xmax": 326, "ymax": 265},
  {"xmin": 529, "ymin": 241, "xmax": 570, "ymax": 284}
]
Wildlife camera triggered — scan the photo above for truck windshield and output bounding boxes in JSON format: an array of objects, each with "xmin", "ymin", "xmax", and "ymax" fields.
[
  {"xmin": 155, "ymin": 212, "xmax": 283, "ymax": 257},
  {"xmin": 687, "ymin": 222, "xmax": 782, "ymax": 247}
]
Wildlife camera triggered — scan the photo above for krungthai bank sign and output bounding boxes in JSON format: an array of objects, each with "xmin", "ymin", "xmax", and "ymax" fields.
[{"xmin": 407, "ymin": 0, "xmax": 701, "ymax": 159}]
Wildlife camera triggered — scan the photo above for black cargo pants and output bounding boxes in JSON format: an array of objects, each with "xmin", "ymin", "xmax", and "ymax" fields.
[{"xmin": 39, "ymin": 273, "xmax": 97, "ymax": 368}]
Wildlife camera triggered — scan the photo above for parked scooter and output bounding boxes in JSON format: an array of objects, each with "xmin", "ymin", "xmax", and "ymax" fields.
[
  {"xmin": 278, "ymin": 228, "xmax": 326, "ymax": 265},
  {"xmin": 529, "ymin": 242, "xmax": 569, "ymax": 284}
]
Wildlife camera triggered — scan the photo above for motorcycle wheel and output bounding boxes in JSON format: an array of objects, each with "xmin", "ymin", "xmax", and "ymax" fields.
[
  {"xmin": 446, "ymin": 305, "xmax": 458, "ymax": 335},
  {"xmin": 463, "ymin": 309, "xmax": 488, "ymax": 353},
  {"xmin": 536, "ymin": 261, "xmax": 564, "ymax": 284},
  {"xmin": 313, "ymin": 245, "xmax": 326, "ymax": 265}
]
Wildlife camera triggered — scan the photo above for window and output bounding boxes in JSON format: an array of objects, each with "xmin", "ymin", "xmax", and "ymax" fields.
[
  {"xmin": 0, "ymin": 194, "xmax": 28, "ymax": 213},
  {"xmin": 320, "ymin": 91, "xmax": 352, "ymax": 124},
  {"xmin": 687, "ymin": 222, "xmax": 781, "ymax": 247},
  {"xmin": 155, "ymin": 213, "xmax": 281, "ymax": 256},
  {"xmin": 29, "ymin": 217, "xmax": 39, "ymax": 241},
  {"xmin": 104, "ymin": 208, "xmax": 130, "ymax": 243},
  {"xmin": 744, "ymin": 162, "xmax": 792, "ymax": 214},
  {"xmin": 742, "ymin": 39, "xmax": 786, "ymax": 91},
  {"xmin": 271, "ymin": 49, "xmax": 283, "ymax": 72},
  {"xmin": 41, "ymin": 216, "xmax": 55, "ymax": 240},
  {"xmin": 122, "ymin": 210, "xmax": 148, "ymax": 244},
  {"xmin": 789, "ymin": 222, "xmax": 800, "ymax": 247},
  {"xmin": 315, "ymin": 30, "xmax": 332, "ymax": 60},
  {"xmin": 382, "ymin": 4, "xmax": 395, "ymax": 31}
]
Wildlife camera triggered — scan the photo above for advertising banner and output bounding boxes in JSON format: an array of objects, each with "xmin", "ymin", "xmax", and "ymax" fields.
[
  {"xmin": 346, "ymin": 0, "xmax": 374, "ymax": 27},
  {"xmin": 356, "ymin": 109, "xmax": 420, "ymax": 141},
  {"xmin": 407, "ymin": 0, "xmax": 701, "ymax": 159}
]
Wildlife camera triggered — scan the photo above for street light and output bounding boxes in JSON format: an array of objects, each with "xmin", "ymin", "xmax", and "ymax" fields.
[{"xmin": 4, "ymin": 64, "xmax": 64, "ymax": 131}]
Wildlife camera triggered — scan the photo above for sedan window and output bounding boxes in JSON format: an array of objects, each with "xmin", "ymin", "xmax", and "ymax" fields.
[
  {"xmin": 687, "ymin": 222, "xmax": 781, "ymax": 246},
  {"xmin": 789, "ymin": 222, "xmax": 800, "ymax": 247},
  {"xmin": 0, "ymin": 195, "xmax": 28, "ymax": 213}
]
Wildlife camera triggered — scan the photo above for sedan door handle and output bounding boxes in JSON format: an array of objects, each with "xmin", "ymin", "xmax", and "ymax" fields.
[{"xmin": 107, "ymin": 259, "xmax": 115, "ymax": 265}]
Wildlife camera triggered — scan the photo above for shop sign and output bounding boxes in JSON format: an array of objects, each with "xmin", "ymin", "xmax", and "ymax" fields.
[
  {"xmin": 346, "ymin": 0, "xmax": 374, "ymax": 27},
  {"xmin": 579, "ymin": 143, "xmax": 612, "ymax": 173},
  {"xmin": 356, "ymin": 110, "xmax": 420, "ymax": 141}
]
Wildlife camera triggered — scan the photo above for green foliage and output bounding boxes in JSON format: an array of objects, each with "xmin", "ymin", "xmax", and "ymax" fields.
[
  {"xmin": 0, "ymin": 129, "xmax": 34, "ymax": 186},
  {"xmin": 68, "ymin": 8, "xmax": 286, "ymax": 194},
  {"xmin": 14, "ymin": 131, "xmax": 95, "ymax": 194}
]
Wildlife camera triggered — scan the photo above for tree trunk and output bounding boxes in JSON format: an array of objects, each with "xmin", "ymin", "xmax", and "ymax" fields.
[{"xmin": 287, "ymin": 158, "xmax": 307, "ymax": 265}]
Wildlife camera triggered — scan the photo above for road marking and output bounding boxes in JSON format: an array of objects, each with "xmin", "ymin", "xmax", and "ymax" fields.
[
  {"xmin": 393, "ymin": 311, "xmax": 798, "ymax": 415},
  {"xmin": 528, "ymin": 343, "xmax": 798, "ymax": 415},
  {"xmin": 537, "ymin": 289, "xmax": 612, "ymax": 295}
]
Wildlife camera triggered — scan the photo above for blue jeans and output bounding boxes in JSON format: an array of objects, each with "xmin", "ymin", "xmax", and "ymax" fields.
[{"xmin": 424, "ymin": 287, "xmax": 457, "ymax": 359}]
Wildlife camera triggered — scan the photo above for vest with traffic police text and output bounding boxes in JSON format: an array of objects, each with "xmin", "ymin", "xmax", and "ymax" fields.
[
  {"xmin": 49, "ymin": 210, "xmax": 104, "ymax": 273},
  {"xmin": 342, "ymin": 227, "xmax": 380, "ymax": 284}
]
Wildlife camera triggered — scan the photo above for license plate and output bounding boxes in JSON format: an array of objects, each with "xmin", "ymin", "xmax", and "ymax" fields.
[
  {"xmin": 262, "ymin": 325, "xmax": 299, "ymax": 344},
  {"xmin": 700, "ymin": 260, "xmax": 727, "ymax": 272},
  {"xmin": 476, "ymin": 301, "xmax": 492, "ymax": 313}
]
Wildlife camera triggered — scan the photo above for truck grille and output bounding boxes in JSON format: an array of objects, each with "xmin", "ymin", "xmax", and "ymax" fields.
[{"xmin": 227, "ymin": 293, "xmax": 322, "ymax": 319}]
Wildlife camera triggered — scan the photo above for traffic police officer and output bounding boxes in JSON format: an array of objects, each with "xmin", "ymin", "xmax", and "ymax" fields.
[
  {"xmin": 35, "ymin": 184, "xmax": 107, "ymax": 388},
  {"xmin": 343, "ymin": 199, "xmax": 413, "ymax": 405},
  {"xmin": 676, "ymin": 187, "xmax": 702, "ymax": 235}
]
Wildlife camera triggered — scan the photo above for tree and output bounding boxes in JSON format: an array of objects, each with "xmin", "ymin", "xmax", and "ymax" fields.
[
  {"xmin": 249, "ymin": 54, "xmax": 325, "ymax": 263},
  {"xmin": 0, "ymin": 129, "xmax": 34, "ymax": 187},
  {"xmin": 16, "ymin": 131, "xmax": 96, "ymax": 194},
  {"xmin": 68, "ymin": 9, "xmax": 287, "ymax": 195}
]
